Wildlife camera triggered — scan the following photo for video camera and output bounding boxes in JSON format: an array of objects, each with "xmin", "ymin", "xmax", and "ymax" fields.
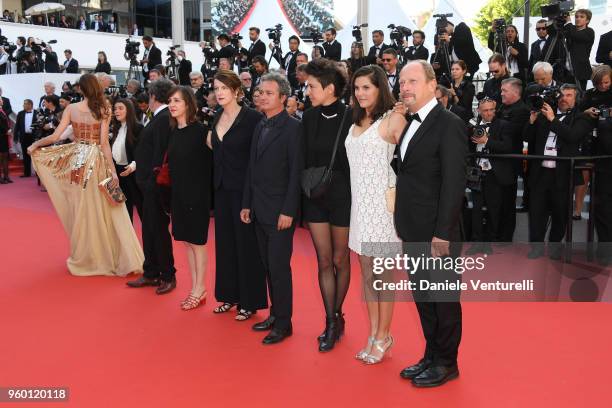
[
  {"xmin": 352, "ymin": 23, "xmax": 368, "ymax": 43},
  {"xmin": 166, "ymin": 45, "xmax": 179, "ymax": 58},
  {"xmin": 525, "ymin": 84, "xmax": 561, "ymax": 111},
  {"xmin": 434, "ymin": 13, "xmax": 453, "ymax": 36},
  {"xmin": 30, "ymin": 38, "xmax": 57, "ymax": 54},
  {"xmin": 493, "ymin": 18, "xmax": 506, "ymax": 31},
  {"xmin": 303, "ymin": 28, "xmax": 323, "ymax": 44},
  {"xmin": 125, "ymin": 38, "xmax": 140, "ymax": 59},
  {"xmin": 388, "ymin": 24, "xmax": 412, "ymax": 42},
  {"xmin": 0, "ymin": 29, "xmax": 17, "ymax": 54},
  {"xmin": 266, "ymin": 24, "xmax": 283, "ymax": 44},
  {"xmin": 541, "ymin": 0, "xmax": 575, "ymax": 28},
  {"xmin": 230, "ymin": 32, "xmax": 243, "ymax": 48}
]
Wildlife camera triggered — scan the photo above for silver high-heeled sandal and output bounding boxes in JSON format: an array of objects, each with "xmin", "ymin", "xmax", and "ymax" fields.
[
  {"xmin": 363, "ymin": 336, "xmax": 394, "ymax": 365},
  {"xmin": 355, "ymin": 336, "xmax": 375, "ymax": 361}
]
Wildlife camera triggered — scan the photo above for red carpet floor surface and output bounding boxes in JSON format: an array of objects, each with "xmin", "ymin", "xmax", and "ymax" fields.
[{"xmin": 1, "ymin": 177, "xmax": 611, "ymax": 407}]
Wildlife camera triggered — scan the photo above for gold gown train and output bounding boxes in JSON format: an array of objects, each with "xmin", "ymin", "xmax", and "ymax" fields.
[{"xmin": 32, "ymin": 108, "xmax": 144, "ymax": 276}]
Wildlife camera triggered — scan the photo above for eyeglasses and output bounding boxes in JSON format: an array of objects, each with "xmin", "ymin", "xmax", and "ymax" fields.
[{"xmin": 536, "ymin": 27, "xmax": 547, "ymax": 31}]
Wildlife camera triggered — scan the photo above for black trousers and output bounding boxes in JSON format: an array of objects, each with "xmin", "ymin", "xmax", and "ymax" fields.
[
  {"xmin": 595, "ymin": 172, "xmax": 612, "ymax": 260},
  {"xmin": 214, "ymin": 189, "xmax": 268, "ymax": 311},
  {"xmin": 21, "ymin": 133, "xmax": 35, "ymax": 176},
  {"xmin": 471, "ymin": 172, "xmax": 504, "ymax": 242},
  {"xmin": 499, "ymin": 181, "xmax": 518, "ymax": 242},
  {"xmin": 114, "ymin": 163, "xmax": 143, "ymax": 223},
  {"xmin": 254, "ymin": 221, "xmax": 295, "ymax": 330},
  {"xmin": 141, "ymin": 188, "xmax": 176, "ymax": 282},
  {"xmin": 528, "ymin": 168, "xmax": 570, "ymax": 242}
]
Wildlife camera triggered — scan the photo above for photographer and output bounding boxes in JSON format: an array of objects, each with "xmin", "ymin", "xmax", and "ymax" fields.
[
  {"xmin": 466, "ymin": 98, "xmax": 514, "ymax": 254},
  {"xmin": 126, "ymin": 79, "xmax": 142, "ymax": 98},
  {"xmin": 176, "ymin": 50, "xmax": 192, "ymax": 86},
  {"xmin": 488, "ymin": 23, "xmax": 529, "ymax": 81},
  {"xmin": 561, "ymin": 9, "xmax": 595, "ymax": 90},
  {"xmin": 141, "ymin": 36, "xmax": 162, "ymax": 81},
  {"xmin": 596, "ymin": 30, "xmax": 612, "ymax": 68},
  {"xmin": 437, "ymin": 20, "xmax": 481, "ymax": 76},
  {"xmin": 271, "ymin": 35, "xmax": 301, "ymax": 88},
  {"xmin": 37, "ymin": 95, "xmax": 61, "ymax": 139},
  {"xmin": 189, "ymin": 71, "xmax": 209, "ymax": 123},
  {"xmin": 43, "ymin": 44, "xmax": 60, "ymax": 73},
  {"xmin": 482, "ymin": 53, "xmax": 510, "ymax": 104},
  {"xmin": 449, "ymin": 60, "xmax": 475, "ymax": 113},
  {"xmin": 404, "ymin": 30, "xmax": 429, "ymax": 61},
  {"xmin": 293, "ymin": 63, "xmax": 310, "ymax": 112},
  {"xmin": 238, "ymin": 27, "xmax": 266, "ymax": 67},
  {"xmin": 20, "ymin": 52, "xmax": 37, "ymax": 73},
  {"xmin": 529, "ymin": 19, "xmax": 556, "ymax": 73},
  {"xmin": 240, "ymin": 71, "xmax": 254, "ymax": 103},
  {"xmin": 203, "ymin": 34, "xmax": 237, "ymax": 66},
  {"xmin": 436, "ymin": 85, "xmax": 472, "ymax": 124},
  {"xmin": 251, "ymin": 55, "xmax": 269, "ymax": 86},
  {"xmin": 346, "ymin": 42, "xmax": 374, "ymax": 76},
  {"xmin": 522, "ymin": 84, "xmax": 593, "ymax": 259},
  {"xmin": 368, "ymin": 30, "xmax": 389, "ymax": 63},
  {"xmin": 322, "ymin": 28, "xmax": 341, "ymax": 61},
  {"xmin": 38, "ymin": 82, "xmax": 58, "ymax": 109}
]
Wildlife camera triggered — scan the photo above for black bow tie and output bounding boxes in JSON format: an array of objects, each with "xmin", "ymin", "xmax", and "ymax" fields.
[
  {"xmin": 407, "ymin": 113, "xmax": 421, "ymax": 123},
  {"xmin": 387, "ymin": 74, "xmax": 396, "ymax": 78}
]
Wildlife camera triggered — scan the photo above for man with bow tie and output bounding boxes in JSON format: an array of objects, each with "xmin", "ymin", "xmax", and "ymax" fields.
[
  {"xmin": 239, "ymin": 27, "xmax": 266, "ymax": 67},
  {"xmin": 381, "ymin": 48, "xmax": 401, "ymax": 100},
  {"xmin": 528, "ymin": 19, "xmax": 554, "ymax": 74},
  {"xmin": 322, "ymin": 28, "xmax": 342, "ymax": 61},
  {"xmin": 271, "ymin": 35, "xmax": 301, "ymax": 88},
  {"xmin": 522, "ymin": 84, "xmax": 593, "ymax": 259},
  {"xmin": 404, "ymin": 30, "xmax": 429, "ymax": 62},
  {"xmin": 367, "ymin": 30, "xmax": 389, "ymax": 65}
]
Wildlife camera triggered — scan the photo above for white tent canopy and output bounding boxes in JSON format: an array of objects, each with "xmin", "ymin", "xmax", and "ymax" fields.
[{"xmin": 24, "ymin": 2, "xmax": 65, "ymax": 16}]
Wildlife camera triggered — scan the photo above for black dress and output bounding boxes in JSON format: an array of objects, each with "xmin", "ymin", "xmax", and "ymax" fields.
[
  {"xmin": 168, "ymin": 121, "xmax": 212, "ymax": 245},
  {"xmin": 94, "ymin": 62, "xmax": 111, "ymax": 74},
  {"xmin": 211, "ymin": 107, "xmax": 268, "ymax": 311},
  {"xmin": 301, "ymin": 100, "xmax": 352, "ymax": 226}
]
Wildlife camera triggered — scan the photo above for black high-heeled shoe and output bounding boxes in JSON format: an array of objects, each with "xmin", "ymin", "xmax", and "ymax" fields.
[
  {"xmin": 319, "ymin": 315, "xmax": 340, "ymax": 352},
  {"xmin": 318, "ymin": 312, "xmax": 345, "ymax": 342}
]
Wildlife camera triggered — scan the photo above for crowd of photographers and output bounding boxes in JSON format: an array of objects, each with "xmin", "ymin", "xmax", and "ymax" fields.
[{"xmin": 2, "ymin": 4, "xmax": 612, "ymax": 261}]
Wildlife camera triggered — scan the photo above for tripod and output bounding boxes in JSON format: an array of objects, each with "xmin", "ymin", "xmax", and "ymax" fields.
[
  {"xmin": 269, "ymin": 42, "xmax": 282, "ymax": 67},
  {"xmin": 127, "ymin": 55, "xmax": 141, "ymax": 83},
  {"xmin": 433, "ymin": 37, "xmax": 453, "ymax": 85},
  {"xmin": 166, "ymin": 57, "xmax": 178, "ymax": 81},
  {"xmin": 544, "ymin": 26, "xmax": 581, "ymax": 93},
  {"xmin": 493, "ymin": 28, "xmax": 508, "ymax": 60}
]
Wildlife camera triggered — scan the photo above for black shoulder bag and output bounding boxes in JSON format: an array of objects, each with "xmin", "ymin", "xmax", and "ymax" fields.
[{"xmin": 301, "ymin": 106, "xmax": 349, "ymax": 199}]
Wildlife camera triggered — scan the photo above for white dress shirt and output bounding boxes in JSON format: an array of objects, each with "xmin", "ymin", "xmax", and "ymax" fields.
[
  {"xmin": 400, "ymin": 97, "xmax": 439, "ymax": 160},
  {"xmin": 112, "ymin": 123, "xmax": 129, "ymax": 165},
  {"xmin": 24, "ymin": 111, "xmax": 34, "ymax": 133},
  {"xmin": 154, "ymin": 104, "xmax": 168, "ymax": 117}
]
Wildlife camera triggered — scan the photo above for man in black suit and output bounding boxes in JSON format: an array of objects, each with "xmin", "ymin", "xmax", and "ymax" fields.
[
  {"xmin": 435, "ymin": 85, "xmax": 471, "ymax": 125},
  {"xmin": 481, "ymin": 53, "xmax": 510, "ymax": 105},
  {"xmin": 381, "ymin": 48, "xmax": 401, "ymax": 100},
  {"xmin": 239, "ymin": 27, "xmax": 266, "ymax": 67},
  {"xmin": 596, "ymin": 30, "xmax": 612, "ymax": 67},
  {"xmin": 129, "ymin": 79, "xmax": 177, "ymax": 294},
  {"xmin": 322, "ymin": 28, "xmax": 342, "ymax": 61},
  {"xmin": 43, "ymin": 45, "xmax": 60, "ymax": 73},
  {"xmin": 90, "ymin": 15, "xmax": 106, "ymax": 32},
  {"xmin": 61, "ymin": 49, "xmax": 79, "ymax": 73},
  {"xmin": 204, "ymin": 34, "xmax": 237, "ymax": 68},
  {"xmin": 368, "ymin": 30, "xmax": 389, "ymax": 64},
  {"xmin": 562, "ymin": 9, "xmax": 595, "ymax": 91},
  {"xmin": 176, "ymin": 50, "xmax": 192, "ymax": 86},
  {"xmin": 140, "ymin": 36, "xmax": 162, "ymax": 82},
  {"xmin": 466, "ymin": 98, "xmax": 514, "ymax": 254},
  {"xmin": 405, "ymin": 30, "xmax": 429, "ymax": 61},
  {"xmin": 13, "ymin": 99, "xmax": 36, "ymax": 177},
  {"xmin": 241, "ymin": 72, "xmax": 302, "ymax": 345},
  {"xmin": 523, "ymin": 84, "xmax": 593, "ymax": 259},
  {"xmin": 440, "ymin": 21, "xmax": 481, "ymax": 76},
  {"xmin": 395, "ymin": 61, "xmax": 467, "ymax": 387},
  {"xmin": 272, "ymin": 35, "xmax": 301, "ymax": 88},
  {"xmin": 529, "ymin": 19, "xmax": 554, "ymax": 73}
]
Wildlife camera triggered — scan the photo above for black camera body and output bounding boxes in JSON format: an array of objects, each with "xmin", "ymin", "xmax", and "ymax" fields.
[
  {"xmin": 125, "ymin": 39, "xmax": 141, "ymax": 58},
  {"xmin": 541, "ymin": 0, "xmax": 575, "ymax": 28},
  {"xmin": 434, "ymin": 13, "xmax": 453, "ymax": 36},
  {"xmin": 526, "ymin": 84, "xmax": 561, "ymax": 111},
  {"xmin": 230, "ymin": 32, "xmax": 243, "ymax": 47},
  {"xmin": 595, "ymin": 105, "xmax": 612, "ymax": 119},
  {"xmin": 303, "ymin": 28, "xmax": 322, "ymax": 44},
  {"xmin": 105, "ymin": 85, "xmax": 128, "ymax": 99},
  {"xmin": 388, "ymin": 24, "xmax": 412, "ymax": 42},
  {"xmin": 166, "ymin": 45, "xmax": 179, "ymax": 58},
  {"xmin": 473, "ymin": 125, "xmax": 488, "ymax": 137},
  {"xmin": 352, "ymin": 23, "xmax": 368, "ymax": 43},
  {"xmin": 266, "ymin": 24, "xmax": 283, "ymax": 44}
]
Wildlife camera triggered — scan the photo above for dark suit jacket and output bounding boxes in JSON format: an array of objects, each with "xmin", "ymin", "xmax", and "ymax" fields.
[
  {"xmin": 43, "ymin": 51, "xmax": 60, "ymax": 73},
  {"xmin": 111, "ymin": 123, "xmax": 143, "ymax": 165},
  {"xmin": 450, "ymin": 23, "xmax": 482, "ymax": 75},
  {"xmin": 90, "ymin": 21, "xmax": 106, "ymax": 31},
  {"xmin": 178, "ymin": 59, "xmax": 192, "ymax": 86},
  {"xmin": 596, "ymin": 30, "xmax": 612, "ymax": 67},
  {"xmin": 94, "ymin": 61, "xmax": 111, "ymax": 74},
  {"xmin": 405, "ymin": 45, "xmax": 429, "ymax": 61},
  {"xmin": 563, "ymin": 24, "xmax": 595, "ymax": 81},
  {"xmin": 386, "ymin": 69, "xmax": 401, "ymax": 100},
  {"xmin": 323, "ymin": 40, "xmax": 342, "ymax": 61},
  {"xmin": 245, "ymin": 39, "xmax": 266, "ymax": 65},
  {"xmin": 2, "ymin": 97, "xmax": 13, "ymax": 117},
  {"xmin": 274, "ymin": 50, "xmax": 299, "ymax": 88},
  {"xmin": 522, "ymin": 110, "xmax": 592, "ymax": 189},
  {"xmin": 135, "ymin": 107, "xmax": 171, "ymax": 193},
  {"xmin": 64, "ymin": 59, "xmax": 79, "ymax": 73},
  {"xmin": 498, "ymin": 100, "xmax": 530, "ymax": 175},
  {"xmin": 242, "ymin": 110, "xmax": 302, "ymax": 225},
  {"xmin": 143, "ymin": 45, "xmax": 162, "ymax": 71},
  {"xmin": 529, "ymin": 37, "xmax": 557, "ymax": 72},
  {"xmin": 448, "ymin": 103, "xmax": 472, "ymax": 124},
  {"xmin": 474, "ymin": 118, "xmax": 515, "ymax": 186},
  {"xmin": 13, "ymin": 110, "xmax": 38, "ymax": 142},
  {"xmin": 394, "ymin": 103, "xmax": 468, "ymax": 242},
  {"xmin": 368, "ymin": 43, "xmax": 390, "ymax": 60}
]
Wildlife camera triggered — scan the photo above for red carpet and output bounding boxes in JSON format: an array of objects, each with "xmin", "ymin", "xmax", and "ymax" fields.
[{"xmin": 1, "ymin": 177, "xmax": 611, "ymax": 407}]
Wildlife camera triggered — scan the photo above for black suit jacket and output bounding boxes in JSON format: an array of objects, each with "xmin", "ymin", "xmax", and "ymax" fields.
[
  {"xmin": 274, "ymin": 50, "xmax": 299, "ymax": 88},
  {"xmin": 135, "ymin": 108, "xmax": 171, "ymax": 193},
  {"xmin": 405, "ymin": 45, "xmax": 429, "ymax": 61},
  {"xmin": 13, "ymin": 110, "xmax": 38, "ymax": 142},
  {"xmin": 44, "ymin": 51, "xmax": 60, "ymax": 73},
  {"xmin": 522, "ymin": 110, "xmax": 592, "ymax": 189},
  {"xmin": 394, "ymin": 103, "xmax": 468, "ymax": 242},
  {"xmin": 450, "ymin": 23, "xmax": 482, "ymax": 75},
  {"xmin": 143, "ymin": 45, "xmax": 162, "ymax": 71},
  {"xmin": 178, "ymin": 59, "xmax": 192, "ymax": 86},
  {"xmin": 323, "ymin": 41, "xmax": 342, "ymax": 61},
  {"xmin": 241, "ymin": 39, "xmax": 266, "ymax": 66},
  {"xmin": 474, "ymin": 118, "xmax": 515, "ymax": 185},
  {"xmin": 242, "ymin": 110, "xmax": 302, "ymax": 225},
  {"xmin": 529, "ymin": 36, "xmax": 557, "ymax": 71},
  {"xmin": 386, "ymin": 69, "xmax": 401, "ymax": 100},
  {"xmin": 498, "ymin": 100, "xmax": 530, "ymax": 175},
  {"xmin": 448, "ymin": 104, "xmax": 472, "ymax": 124},
  {"xmin": 64, "ymin": 59, "xmax": 79, "ymax": 73},
  {"xmin": 368, "ymin": 43, "xmax": 389, "ymax": 60},
  {"xmin": 90, "ymin": 21, "xmax": 106, "ymax": 31},
  {"xmin": 111, "ymin": 123, "xmax": 143, "ymax": 165},
  {"xmin": 564, "ymin": 24, "xmax": 595, "ymax": 81},
  {"xmin": 2, "ymin": 97, "xmax": 13, "ymax": 117},
  {"xmin": 596, "ymin": 30, "xmax": 612, "ymax": 67},
  {"xmin": 94, "ymin": 61, "xmax": 111, "ymax": 74}
]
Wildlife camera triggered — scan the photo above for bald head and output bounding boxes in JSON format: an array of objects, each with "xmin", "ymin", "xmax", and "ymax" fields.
[{"xmin": 399, "ymin": 61, "xmax": 437, "ymax": 112}]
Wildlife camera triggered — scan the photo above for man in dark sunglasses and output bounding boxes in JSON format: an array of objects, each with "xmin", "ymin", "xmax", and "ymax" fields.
[{"xmin": 528, "ymin": 19, "xmax": 555, "ymax": 74}]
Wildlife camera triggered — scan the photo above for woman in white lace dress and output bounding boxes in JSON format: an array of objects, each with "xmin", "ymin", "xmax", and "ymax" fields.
[{"xmin": 345, "ymin": 65, "xmax": 407, "ymax": 364}]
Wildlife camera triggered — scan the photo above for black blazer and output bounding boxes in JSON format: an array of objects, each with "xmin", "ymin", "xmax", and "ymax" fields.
[
  {"xmin": 178, "ymin": 59, "xmax": 192, "ymax": 86},
  {"xmin": 274, "ymin": 50, "xmax": 299, "ymax": 87},
  {"xmin": 474, "ymin": 118, "xmax": 515, "ymax": 186},
  {"xmin": 448, "ymin": 103, "xmax": 472, "ymax": 124},
  {"xmin": 94, "ymin": 61, "xmax": 111, "ymax": 74},
  {"xmin": 243, "ymin": 39, "xmax": 266, "ymax": 65},
  {"xmin": 106, "ymin": 22, "xmax": 118, "ymax": 33},
  {"xmin": 242, "ymin": 110, "xmax": 302, "ymax": 225},
  {"xmin": 405, "ymin": 45, "xmax": 429, "ymax": 61},
  {"xmin": 44, "ymin": 51, "xmax": 60, "ymax": 73},
  {"xmin": 135, "ymin": 108, "xmax": 171, "ymax": 193},
  {"xmin": 563, "ymin": 24, "xmax": 595, "ymax": 81},
  {"xmin": 394, "ymin": 103, "xmax": 468, "ymax": 242},
  {"xmin": 143, "ymin": 45, "xmax": 162, "ymax": 70},
  {"xmin": 13, "ymin": 110, "xmax": 38, "ymax": 142},
  {"xmin": 451, "ymin": 80, "xmax": 475, "ymax": 113},
  {"xmin": 212, "ymin": 107, "xmax": 263, "ymax": 191},
  {"xmin": 64, "ymin": 59, "xmax": 79, "ymax": 73},
  {"xmin": 323, "ymin": 41, "xmax": 342, "ymax": 61},
  {"xmin": 111, "ymin": 123, "xmax": 143, "ymax": 165},
  {"xmin": 450, "ymin": 23, "xmax": 482, "ymax": 75},
  {"xmin": 368, "ymin": 43, "xmax": 390, "ymax": 59},
  {"xmin": 596, "ymin": 30, "xmax": 612, "ymax": 67},
  {"xmin": 529, "ymin": 36, "xmax": 557, "ymax": 71},
  {"xmin": 522, "ymin": 110, "xmax": 593, "ymax": 189},
  {"xmin": 90, "ymin": 21, "xmax": 106, "ymax": 31}
]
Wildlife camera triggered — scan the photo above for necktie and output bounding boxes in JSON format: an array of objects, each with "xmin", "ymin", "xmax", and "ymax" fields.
[{"xmin": 407, "ymin": 113, "xmax": 421, "ymax": 123}]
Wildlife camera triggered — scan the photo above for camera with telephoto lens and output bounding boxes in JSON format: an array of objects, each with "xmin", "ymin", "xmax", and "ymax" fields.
[
  {"xmin": 541, "ymin": 0, "xmax": 575, "ymax": 28},
  {"xmin": 473, "ymin": 125, "xmax": 488, "ymax": 137},
  {"xmin": 125, "ymin": 39, "xmax": 140, "ymax": 58},
  {"xmin": 388, "ymin": 24, "xmax": 412, "ymax": 42},
  {"xmin": 526, "ymin": 84, "xmax": 561, "ymax": 111},
  {"xmin": 0, "ymin": 31, "xmax": 16, "ymax": 54},
  {"xmin": 434, "ymin": 13, "xmax": 453, "ymax": 36},
  {"xmin": 352, "ymin": 23, "xmax": 368, "ymax": 43},
  {"xmin": 266, "ymin": 24, "xmax": 283, "ymax": 44}
]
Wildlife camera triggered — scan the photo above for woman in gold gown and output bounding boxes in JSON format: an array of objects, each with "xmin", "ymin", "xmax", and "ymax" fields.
[{"xmin": 27, "ymin": 74, "xmax": 144, "ymax": 277}]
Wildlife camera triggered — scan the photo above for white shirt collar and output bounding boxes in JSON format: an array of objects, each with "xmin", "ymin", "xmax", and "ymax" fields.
[
  {"xmin": 412, "ymin": 97, "xmax": 438, "ymax": 122},
  {"xmin": 154, "ymin": 104, "xmax": 168, "ymax": 116}
]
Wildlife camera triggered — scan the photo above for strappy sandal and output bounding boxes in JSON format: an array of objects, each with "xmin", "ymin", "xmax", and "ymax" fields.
[
  {"xmin": 213, "ymin": 302, "xmax": 236, "ymax": 313},
  {"xmin": 235, "ymin": 309, "xmax": 256, "ymax": 321},
  {"xmin": 181, "ymin": 291, "xmax": 207, "ymax": 311}
]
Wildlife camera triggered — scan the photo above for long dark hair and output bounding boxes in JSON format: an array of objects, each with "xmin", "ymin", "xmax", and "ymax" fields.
[
  {"xmin": 168, "ymin": 86, "xmax": 198, "ymax": 129},
  {"xmin": 351, "ymin": 65, "xmax": 396, "ymax": 125},
  {"xmin": 111, "ymin": 98, "xmax": 139, "ymax": 146},
  {"xmin": 78, "ymin": 73, "xmax": 109, "ymax": 121}
]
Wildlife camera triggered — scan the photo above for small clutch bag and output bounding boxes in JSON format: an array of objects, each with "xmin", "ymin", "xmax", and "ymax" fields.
[{"xmin": 98, "ymin": 177, "xmax": 127, "ymax": 205}]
